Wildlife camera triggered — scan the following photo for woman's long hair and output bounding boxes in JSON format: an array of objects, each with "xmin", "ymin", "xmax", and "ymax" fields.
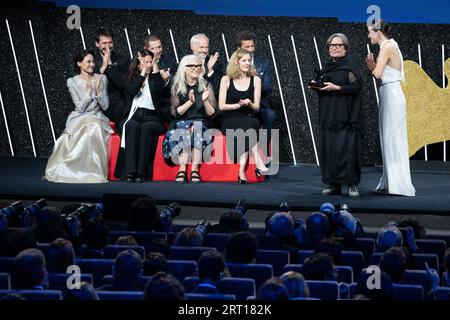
[
  {"xmin": 226, "ymin": 49, "xmax": 257, "ymax": 80},
  {"xmin": 127, "ymin": 49, "xmax": 154, "ymax": 81},
  {"xmin": 171, "ymin": 54, "xmax": 208, "ymax": 97}
]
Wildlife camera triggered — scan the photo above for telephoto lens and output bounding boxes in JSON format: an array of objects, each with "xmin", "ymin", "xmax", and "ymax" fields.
[
  {"xmin": 233, "ymin": 199, "xmax": 247, "ymax": 217},
  {"xmin": 279, "ymin": 202, "xmax": 290, "ymax": 212},
  {"xmin": 195, "ymin": 220, "xmax": 210, "ymax": 239}
]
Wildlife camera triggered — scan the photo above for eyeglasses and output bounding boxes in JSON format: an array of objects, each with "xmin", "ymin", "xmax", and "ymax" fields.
[
  {"xmin": 327, "ymin": 43, "xmax": 345, "ymax": 49},
  {"xmin": 186, "ymin": 64, "xmax": 202, "ymax": 70}
]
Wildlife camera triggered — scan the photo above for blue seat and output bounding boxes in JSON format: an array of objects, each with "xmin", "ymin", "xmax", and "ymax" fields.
[
  {"xmin": 282, "ymin": 264, "xmax": 353, "ymax": 284},
  {"xmin": 169, "ymin": 246, "xmax": 217, "ymax": 261},
  {"xmin": 0, "ymin": 290, "xmax": 62, "ymax": 300},
  {"xmin": 226, "ymin": 263, "xmax": 273, "ymax": 291},
  {"xmin": 186, "ymin": 293, "xmax": 235, "ymax": 300},
  {"xmin": 0, "ymin": 273, "xmax": 11, "ymax": 290},
  {"xmin": 183, "ymin": 277, "xmax": 256, "ymax": 300},
  {"xmin": 101, "ymin": 275, "xmax": 152, "ymax": 288},
  {"xmin": 412, "ymin": 253, "xmax": 439, "ymax": 273},
  {"xmin": 340, "ymin": 251, "xmax": 364, "ymax": 276},
  {"xmin": 109, "ymin": 231, "xmax": 166, "ymax": 249},
  {"xmin": 75, "ymin": 259, "xmax": 114, "ymax": 285},
  {"xmin": 0, "ymin": 257, "xmax": 15, "ymax": 274},
  {"xmin": 289, "ymin": 297, "xmax": 321, "ymax": 300},
  {"xmin": 356, "ymin": 238, "xmax": 376, "ymax": 261},
  {"xmin": 392, "ymin": 283, "xmax": 424, "ymax": 300},
  {"xmin": 297, "ymin": 250, "xmax": 314, "ymax": 264},
  {"xmin": 97, "ymin": 291, "xmax": 144, "ymax": 300},
  {"xmin": 167, "ymin": 260, "xmax": 197, "ymax": 282},
  {"xmin": 435, "ymin": 287, "xmax": 450, "ymax": 300},
  {"xmin": 415, "ymin": 239, "xmax": 446, "ymax": 260},
  {"xmin": 256, "ymin": 249, "xmax": 290, "ymax": 277},
  {"xmin": 37, "ymin": 243, "xmax": 50, "ymax": 254},
  {"xmin": 305, "ymin": 280, "xmax": 339, "ymax": 300},
  {"xmin": 401, "ymin": 269, "xmax": 430, "ymax": 290},
  {"xmin": 47, "ymin": 273, "xmax": 94, "ymax": 290},
  {"xmin": 348, "ymin": 282, "xmax": 358, "ymax": 298},
  {"xmin": 104, "ymin": 245, "xmax": 146, "ymax": 260},
  {"xmin": 203, "ymin": 233, "xmax": 230, "ymax": 252}
]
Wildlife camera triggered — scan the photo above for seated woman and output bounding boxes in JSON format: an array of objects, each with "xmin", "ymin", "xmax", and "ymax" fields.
[
  {"xmin": 114, "ymin": 50, "xmax": 165, "ymax": 183},
  {"xmin": 163, "ymin": 54, "xmax": 217, "ymax": 183},
  {"xmin": 219, "ymin": 49, "xmax": 269, "ymax": 184},
  {"xmin": 44, "ymin": 49, "xmax": 113, "ymax": 183}
]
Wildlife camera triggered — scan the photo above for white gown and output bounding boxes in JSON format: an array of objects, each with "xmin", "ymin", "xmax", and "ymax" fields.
[{"xmin": 376, "ymin": 39, "xmax": 416, "ymax": 196}]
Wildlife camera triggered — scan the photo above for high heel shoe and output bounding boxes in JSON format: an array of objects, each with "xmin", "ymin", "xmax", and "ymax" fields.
[
  {"xmin": 255, "ymin": 168, "xmax": 268, "ymax": 177},
  {"xmin": 238, "ymin": 174, "xmax": 248, "ymax": 184}
]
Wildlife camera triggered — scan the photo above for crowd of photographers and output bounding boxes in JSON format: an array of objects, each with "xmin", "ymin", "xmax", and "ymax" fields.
[{"xmin": 0, "ymin": 197, "xmax": 449, "ymax": 300}]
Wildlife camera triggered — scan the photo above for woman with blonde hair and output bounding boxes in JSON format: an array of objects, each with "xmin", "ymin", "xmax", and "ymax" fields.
[
  {"xmin": 162, "ymin": 54, "xmax": 217, "ymax": 183},
  {"xmin": 219, "ymin": 49, "xmax": 269, "ymax": 184}
]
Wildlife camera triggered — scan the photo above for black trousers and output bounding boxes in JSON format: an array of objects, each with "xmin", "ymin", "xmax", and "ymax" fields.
[{"xmin": 124, "ymin": 109, "xmax": 164, "ymax": 178}]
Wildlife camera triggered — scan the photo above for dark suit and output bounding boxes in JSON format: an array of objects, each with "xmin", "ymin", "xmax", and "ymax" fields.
[
  {"xmin": 253, "ymin": 55, "xmax": 277, "ymax": 152},
  {"xmin": 114, "ymin": 72, "xmax": 166, "ymax": 180},
  {"xmin": 157, "ymin": 54, "xmax": 178, "ymax": 124},
  {"xmin": 94, "ymin": 51, "xmax": 130, "ymax": 124},
  {"xmin": 203, "ymin": 55, "xmax": 224, "ymax": 99}
]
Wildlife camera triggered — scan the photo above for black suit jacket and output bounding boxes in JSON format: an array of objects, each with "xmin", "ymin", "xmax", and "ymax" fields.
[
  {"xmin": 94, "ymin": 50, "xmax": 130, "ymax": 123},
  {"xmin": 253, "ymin": 55, "xmax": 273, "ymax": 109},
  {"xmin": 203, "ymin": 55, "xmax": 224, "ymax": 98}
]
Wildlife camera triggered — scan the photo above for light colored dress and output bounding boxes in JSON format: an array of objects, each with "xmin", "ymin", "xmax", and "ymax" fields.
[
  {"xmin": 376, "ymin": 39, "xmax": 416, "ymax": 196},
  {"xmin": 44, "ymin": 73, "xmax": 114, "ymax": 183}
]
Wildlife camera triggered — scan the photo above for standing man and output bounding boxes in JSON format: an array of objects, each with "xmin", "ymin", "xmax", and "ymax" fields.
[
  {"xmin": 235, "ymin": 31, "xmax": 277, "ymax": 165},
  {"xmin": 95, "ymin": 27, "xmax": 130, "ymax": 124},
  {"xmin": 190, "ymin": 33, "xmax": 223, "ymax": 98},
  {"xmin": 144, "ymin": 34, "xmax": 177, "ymax": 123}
]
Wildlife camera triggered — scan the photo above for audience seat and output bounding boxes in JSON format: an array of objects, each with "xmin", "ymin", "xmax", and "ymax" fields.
[
  {"xmin": 297, "ymin": 250, "xmax": 364, "ymax": 276},
  {"xmin": 183, "ymin": 276, "xmax": 256, "ymax": 300},
  {"xmin": 47, "ymin": 273, "xmax": 94, "ymax": 291},
  {"xmin": 167, "ymin": 260, "xmax": 197, "ymax": 282},
  {"xmin": 225, "ymin": 263, "xmax": 273, "ymax": 291},
  {"xmin": 415, "ymin": 239, "xmax": 446, "ymax": 260},
  {"xmin": 370, "ymin": 252, "xmax": 439, "ymax": 273},
  {"xmin": 435, "ymin": 287, "xmax": 450, "ymax": 300},
  {"xmin": 109, "ymin": 231, "xmax": 167, "ymax": 249},
  {"xmin": 392, "ymin": 283, "xmax": 424, "ymax": 300},
  {"xmin": 305, "ymin": 280, "xmax": 340, "ymax": 300},
  {"xmin": 108, "ymin": 133, "xmax": 265, "ymax": 182},
  {"xmin": 356, "ymin": 238, "xmax": 376, "ymax": 261},
  {"xmin": 75, "ymin": 259, "xmax": 114, "ymax": 285},
  {"xmin": 282, "ymin": 264, "xmax": 353, "ymax": 284},
  {"xmin": 97, "ymin": 291, "xmax": 144, "ymax": 300},
  {"xmin": 0, "ymin": 257, "xmax": 15, "ymax": 274},
  {"xmin": 186, "ymin": 293, "xmax": 236, "ymax": 300},
  {"xmin": 104, "ymin": 245, "xmax": 146, "ymax": 260},
  {"xmin": 202, "ymin": 233, "xmax": 230, "ymax": 252},
  {"xmin": 0, "ymin": 290, "xmax": 62, "ymax": 300},
  {"xmin": 401, "ymin": 269, "xmax": 431, "ymax": 290},
  {"xmin": 0, "ymin": 273, "xmax": 11, "ymax": 290},
  {"xmin": 256, "ymin": 249, "xmax": 290, "ymax": 277},
  {"xmin": 169, "ymin": 246, "xmax": 217, "ymax": 261},
  {"xmin": 101, "ymin": 275, "xmax": 152, "ymax": 288}
]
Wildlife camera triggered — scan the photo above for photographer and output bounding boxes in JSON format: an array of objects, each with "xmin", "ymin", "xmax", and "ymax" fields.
[
  {"xmin": 308, "ymin": 33, "xmax": 363, "ymax": 198},
  {"xmin": 127, "ymin": 196, "xmax": 180, "ymax": 233},
  {"xmin": 208, "ymin": 199, "xmax": 250, "ymax": 234}
]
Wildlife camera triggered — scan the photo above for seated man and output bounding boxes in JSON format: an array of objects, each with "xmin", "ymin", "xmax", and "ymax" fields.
[
  {"xmin": 193, "ymin": 250, "xmax": 227, "ymax": 294},
  {"xmin": 13, "ymin": 248, "xmax": 47, "ymax": 290},
  {"xmin": 256, "ymin": 278, "xmax": 289, "ymax": 300},
  {"xmin": 144, "ymin": 272, "xmax": 185, "ymax": 300},
  {"xmin": 225, "ymin": 231, "xmax": 258, "ymax": 264}
]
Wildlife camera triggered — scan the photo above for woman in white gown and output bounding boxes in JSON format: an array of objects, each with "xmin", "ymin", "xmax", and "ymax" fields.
[
  {"xmin": 44, "ymin": 49, "xmax": 114, "ymax": 183},
  {"xmin": 366, "ymin": 20, "xmax": 415, "ymax": 196}
]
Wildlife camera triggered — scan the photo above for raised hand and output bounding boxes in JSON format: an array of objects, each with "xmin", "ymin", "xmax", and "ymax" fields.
[
  {"xmin": 202, "ymin": 87, "xmax": 210, "ymax": 101},
  {"xmin": 95, "ymin": 76, "xmax": 102, "ymax": 96},
  {"xmin": 188, "ymin": 89, "xmax": 195, "ymax": 103},
  {"xmin": 320, "ymin": 82, "xmax": 340, "ymax": 91},
  {"xmin": 160, "ymin": 68, "xmax": 171, "ymax": 81},
  {"xmin": 207, "ymin": 52, "xmax": 220, "ymax": 72},
  {"xmin": 366, "ymin": 53, "xmax": 376, "ymax": 71},
  {"xmin": 138, "ymin": 52, "xmax": 151, "ymax": 77},
  {"xmin": 100, "ymin": 47, "xmax": 111, "ymax": 74}
]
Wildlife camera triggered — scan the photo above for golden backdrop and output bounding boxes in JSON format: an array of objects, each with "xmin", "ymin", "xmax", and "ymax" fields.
[{"xmin": 402, "ymin": 58, "xmax": 450, "ymax": 156}]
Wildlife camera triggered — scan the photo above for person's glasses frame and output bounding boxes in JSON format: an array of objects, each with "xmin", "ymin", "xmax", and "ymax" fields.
[
  {"xmin": 186, "ymin": 64, "xmax": 203, "ymax": 70},
  {"xmin": 327, "ymin": 43, "xmax": 345, "ymax": 49}
]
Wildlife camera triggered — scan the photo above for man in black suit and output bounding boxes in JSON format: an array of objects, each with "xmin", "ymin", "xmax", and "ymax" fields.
[
  {"xmin": 94, "ymin": 27, "xmax": 130, "ymax": 125},
  {"xmin": 235, "ymin": 31, "xmax": 277, "ymax": 165},
  {"xmin": 193, "ymin": 250, "xmax": 226, "ymax": 294},
  {"xmin": 190, "ymin": 33, "xmax": 223, "ymax": 99},
  {"xmin": 144, "ymin": 34, "xmax": 177, "ymax": 123}
]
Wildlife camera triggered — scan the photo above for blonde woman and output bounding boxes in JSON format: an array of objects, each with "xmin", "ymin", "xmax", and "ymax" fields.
[
  {"xmin": 219, "ymin": 49, "xmax": 269, "ymax": 184},
  {"xmin": 162, "ymin": 55, "xmax": 217, "ymax": 183}
]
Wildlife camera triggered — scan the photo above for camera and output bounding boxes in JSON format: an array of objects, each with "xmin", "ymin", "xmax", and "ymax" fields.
[
  {"xmin": 160, "ymin": 202, "xmax": 181, "ymax": 221},
  {"xmin": 309, "ymin": 69, "xmax": 329, "ymax": 88},
  {"xmin": 22, "ymin": 198, "xmax": 48, "ymax": 227},
  {"xmin": 233, "ymin": 199, "xmax": 247, "ymax": 217},
  {"xmin": 279, "ymin": 202, "xmax": 290, "ymax": 213},
  {"xmin": 0, "ymin": 201, "xmax": 23, "ymax": 218},
  {"xmin": 0, "ymin": 199, "xmax": 48, "ymax": 228},
  {"xmin": 195, "ymin": 220, "xmax": 211, "ymax": 239},
  {"xmin": 62, "ymin": 203, "xmax": 103, "ymax": 226}
]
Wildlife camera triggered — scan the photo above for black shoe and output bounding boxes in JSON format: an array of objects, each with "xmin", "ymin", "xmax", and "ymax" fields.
[
  {"xmin": 175, "ymin": 171, "xmax": 187, "ymax": 183},
  {"xmin": 190, "ymin": 170, "xmax": 202, "ymax": 184},
  {"xmin": 322, "ymin": 184, "xmax": 341, "ymax": 195},
  {"xmin": 348, "ymin": 185, "xmax": 360, "ymax": 197},
  {"xmin": 135, "ymin": 175, "xmax": 146, "ymax": 183},
  {"xmin": 238, "ymin": 173, "xmax": 248, "ymax": 184},
  {"xmin": 125, "ymin": 174, "xmax": 135, "ymax": 183}
]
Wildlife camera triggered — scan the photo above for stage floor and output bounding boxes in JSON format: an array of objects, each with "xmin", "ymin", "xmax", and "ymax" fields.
[{"xmin": 0, "ymin": 157, "xmax": 449, "ymax": 215}]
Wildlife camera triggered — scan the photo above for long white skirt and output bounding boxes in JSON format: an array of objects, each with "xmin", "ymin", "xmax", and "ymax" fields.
[
  {"xmin": 376, "ymin": 82, "xmax": 416, "ymax": 196},
  {"xmin": 44, "ymin": 117, "xmax": 111, "ymax": 183}
]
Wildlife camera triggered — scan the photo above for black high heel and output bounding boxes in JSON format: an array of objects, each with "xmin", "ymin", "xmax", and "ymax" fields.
[{"xmin": 238, "ymin": 173, "xmax": 248, "ymax": 184}]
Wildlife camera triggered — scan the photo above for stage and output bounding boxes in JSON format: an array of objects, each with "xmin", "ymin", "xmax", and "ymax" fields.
[{"xmin": 1, "ymin": 157, "xmax": 449, "ymax": 216}]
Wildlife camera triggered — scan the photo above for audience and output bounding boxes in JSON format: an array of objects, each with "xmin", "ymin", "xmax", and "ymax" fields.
[
  {"xmin": 45, "ymin": 238, "xmax": 76, "ymax": 274},
  {"xmin": 80, "ymin": 220, "xmax": 110, "ymax": 258},
  {"xmin": 301, "ymin": 253, "xmax": 337, "ymax": 281},
  {"xmin": 193, "ymin": 250, "xmax": 227, "ymax": 294},
  {"xmin": 225, "ymin": 231, "xmax": 257, "ymax": 264},
  {"xmin": 115, "ymin": 235, "xmax": 139, "ymax": 246},
  {"xmin": 256, "ymin": 278, "xmax": 289, "ymax": 300},
  {"xmin": 173, "ymin": 227, "xmax": 203, "ymax": 247},
  {"xmin": 280, "ymin": 271, "xmax": 310, "ymax": 299},
  {"xmin": 64, "ymin": 282, "xmax": 99, "ymax": 300},
  {"xmin": 144, "ymin": 252, "xmax": 168, "ymax": 276},
  {"xmin": 144, "ymin": 272, "xmax": 185, "ymax": 300},
  {"xmin": 13, "ymin": 249, "xmax": 47, "ymax": 290}
]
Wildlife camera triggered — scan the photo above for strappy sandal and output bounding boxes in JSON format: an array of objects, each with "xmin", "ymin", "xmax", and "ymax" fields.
[
  {"xmin": 190, "ymin": 170, "xmax": 202, "ymax": 184},
  {"xmin": 175, "ymin": 171, "xmax": 187, "ymax": 183}
]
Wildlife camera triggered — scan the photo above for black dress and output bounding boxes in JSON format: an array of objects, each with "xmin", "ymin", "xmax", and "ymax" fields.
[
  {"xmin": 316, "ymin": 55, "xmax": 364, "ymax": 186},
  {"xmin": 220, "ymin": 76, "xmax": 260, "ymax": 161}
]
